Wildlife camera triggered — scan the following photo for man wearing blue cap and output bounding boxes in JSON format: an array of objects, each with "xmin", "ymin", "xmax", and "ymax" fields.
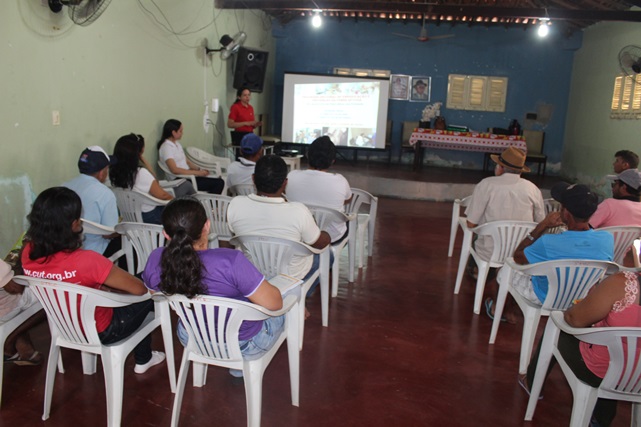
[
  {"xmin": 63, "ymin": 146, "xmax": 119, "ymax": 256},
  {"xmin": 226, "ymin": 133, "xmax": 264, "ymax": 190}
]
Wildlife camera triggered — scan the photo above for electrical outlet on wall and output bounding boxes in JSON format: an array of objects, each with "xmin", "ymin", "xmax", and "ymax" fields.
[{"xmin": 52, "ymin": 110, "xmax": 60, "ymax": 126}]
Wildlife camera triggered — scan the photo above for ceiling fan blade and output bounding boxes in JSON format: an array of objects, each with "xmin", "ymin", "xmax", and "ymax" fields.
[
  {"xmin": 429, "ymin": 34, "xmax": 456, "ymax": 40},
  {"xmin": 392, "ymin": 33, "xmax": 417, "ymax": 40}
]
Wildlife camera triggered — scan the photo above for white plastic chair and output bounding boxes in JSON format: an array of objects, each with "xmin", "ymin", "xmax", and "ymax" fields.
[
  {"xmin": 193, "ymin": 193, "xmax": 233, "ymax": 244},
  {"xmin": 454, "ymin": 220, "xmax": 537, "ymax": 315},
  {"xmin": 525, "ymin": 311, "xmax": 641, "ymax": 426},
  {"xmin": 598, "ymin": 225, "xmax": 641, "ymax": 267},
  {"xmin": 13, "ymin": 275, "xmax": 176, "ymax": 427},
  {"xmin": 166, "ymin": 292, "xmax": 300, "ymax": 427},
  {"xmin": 230, "ymin": 235, "xmax": 330, "ymax": 351},
  {"xmin": 185, "ymin": 146, "xmax": 229, "ymax": 177},
  {"xmin": 0, "ymin": 300, "xmax": 42, "ymax": 407},
  {"xmin": 158, "ymin": 160, "xmax": 224, "ymax": 194},
  {"xmin": 490, "ymin": 258, "xmax": 618, "ymax": 375},
  {"xmin": 80, "ymin": 218, "xmax": 125, "ymax": 262},
  {"xmin": 230, "ymin": 183, "xmax": 256, "ymax": 196},
  {"xmin": 113, "ymin": 222, "xmax": 166, "ymax": 275},
  {"xmin": 111, "ymin": 188, "xmax": 169, "ymax": 223},
  {"xmin": 543, "ymin": 198, "xmax": 561, "ymax": 214},
  {"xmin": 306, "ymin": 204, "xmax": 357, "ymax": 296},
  {"xmin": 447, "ymin": 196, "xmax": 471, "ymax": 258},
  {"xmin": 345, "ymin": 188, "xmax": 378, "ymax": 268}
]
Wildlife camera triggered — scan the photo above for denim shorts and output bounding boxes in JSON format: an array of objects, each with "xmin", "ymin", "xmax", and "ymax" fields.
[{"xmin": 177, "ymin": 314, "xmax": 286, "ymax": 361}]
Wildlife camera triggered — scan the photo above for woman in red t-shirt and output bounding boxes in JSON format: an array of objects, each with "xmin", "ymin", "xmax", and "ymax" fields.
[
  {"xmin": 228, "ymin": 87, "xmax": 262, "ymax": 146},
  {"xmin": 21, "ymin": 187, "xmax": 165, "ymax": 374}
]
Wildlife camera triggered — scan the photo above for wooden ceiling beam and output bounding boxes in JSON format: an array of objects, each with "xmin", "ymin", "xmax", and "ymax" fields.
[{"xmin": 215, "ymin": 1, "xmax": 641, "ymax": 23}]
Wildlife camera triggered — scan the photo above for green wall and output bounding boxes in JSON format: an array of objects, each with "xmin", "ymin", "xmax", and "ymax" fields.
[
  {"xmin": 1, "ymin": 1, "xmax": 274, "ymax": 253},
  {"xmin": 564, "ymin": 20, "xmax": 641, "ymax": 194}
]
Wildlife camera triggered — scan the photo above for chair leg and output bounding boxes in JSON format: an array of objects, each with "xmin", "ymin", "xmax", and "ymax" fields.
[
  {"xmin": 299, "ymin": 298, "xmax": 306, "ymax": 352},
  {"xmin": 157, "ymin": 302, "xmax": 177, "ymax": 393},
  {"xmin": 569, "ymin": 385, "xmax": 599, "ymax": 427},
  {"xmin": 81, "ymin": 352, "xmax": 97, "ymax": 375},
  {"xmin": 632, "ymin": 402, "xmax": 641, "ymax": 427},
  {"xmin": 525, "ymin": 319, "xmax": 560, "ymax": 420},
  {"xmin": 102, "ymin": 351, "xmax": 126, "ymax": 427},
  {"xmin": 489, "ymin": 276, "xmax": 510, "ymax": 344},
  {"xmin": 320, "ymin": 251, "xmax": 330, "ymax": 328},
  {"xmin": 448, "ymin": 209, "xmax": 460, "ymax": 258},
  {"xmin": 347, "ymin": 225, "xmax": 357, "ymax": 283},
  {"xmin": 42, "ymin": 344, "xmax": 60, "ymax": 421},
  {"xmin": 331, "ymin": 250, "xmax": 340, "ymax": 297},
  {"xmin": 243, "ymin": 363, "xmax": 265, "ymax": 427},
  {"xmin": 453, "ymin": 231, "xmax": 472, "ymax": 294},
  {"xmin": 357, "ymin": 223, "xmax": 366, "ymax": 268},
  {"xmin": 170, "ymin": 352, "xmax": 192, "ymax": 427},
  {"xmin": 473, "ymin": 261, "xmax": 490, "ymax": 315},
  {"xmin": 286, "ymin": 307, "xmax": 300, "ymax": 407},
  {"xmin": 519, "ymin": 308, "xmax": 543, "ymax": 375},
  {"xmin": 192, "ymin": 362, "xmax": 207, "ymax": 387}
]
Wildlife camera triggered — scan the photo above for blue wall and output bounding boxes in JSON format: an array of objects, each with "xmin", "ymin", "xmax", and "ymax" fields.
[{"xmin": 271, "ymin": 18, "xmax": 582, "ymax": 170}]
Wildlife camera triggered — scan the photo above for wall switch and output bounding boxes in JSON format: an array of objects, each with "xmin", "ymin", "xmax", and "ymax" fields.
[
  {"xmin": 52, "ymin": 110, "xmax": 60, "ymax": 126},
  {"xmin": 212, "ymin": 98, "xmax": 219, "ymax": 113}
]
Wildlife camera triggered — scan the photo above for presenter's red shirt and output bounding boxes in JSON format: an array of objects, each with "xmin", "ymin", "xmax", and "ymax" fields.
[{"xmin": 228, "ymin": 102, "xmax": 255, "ymax": 133}]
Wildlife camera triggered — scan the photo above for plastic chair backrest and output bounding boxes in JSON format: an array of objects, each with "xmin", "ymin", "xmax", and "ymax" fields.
[
  {"xmin": 306, "ymin": 204, "xmax": 354, "ymax": 232},
  {"xmin": 401, "ymin": 121, "xmax": 419, "ymax": 147},
  {"xmin": 543, "ymin": 198, "xmax": 561, "ymax": 215},
  {"xmin": 550, "ymin": 311, "xmax": 641, "ymax": 401},
  {"xmin": 193, "ymin": 193, "xmax": 233, "ymax": 240},
  {"xmin": 185, "ymin": 147, "xmax": 228, "ymax": 176},
  {"xmin": 13, "ymin": 276, "xmax": 132, "ymax": 349},
  {"xmin": 230, "ymin": 235, "xmax": 315, "ymax": 278},
  {"xmin": 598, "ymin": 225, "xmax": 641, "ymax": 266},
  {"xmin": 523, "ymin": 130, "xmax": 544, "ymax": 155},
  {"xmin": 516, "ymin": 259, "xmax": 618, "ymax": 311},
  {"xmin": 114, "ymin": 222, "xmax": 165, "ymax": 275},
  {"xmin": 157, "ymin": 160, "xmax": 177, "ymax": 181},
  {"xmin": 346, "ymin": 188, "xmax": 378, "ymax": 216},
  {"xmin": 473, "ymin": 220, "xmax": 537, "ymax": 264},
  {"xmin": 167, "ymin": 294, "xmax": 269, "ymax": 362},
  {"xmin": 112, "ymin": 188, "xmax": 167, "ymax": 223},
  {"xmin": 230, "ymin": 183, "xmax": 256, "ymax": 196}
]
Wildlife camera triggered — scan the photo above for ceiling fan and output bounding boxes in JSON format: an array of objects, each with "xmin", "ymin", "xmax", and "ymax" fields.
[{"xmin": 392, "ymin": 16, "xmax": 455, "ymax": 42}]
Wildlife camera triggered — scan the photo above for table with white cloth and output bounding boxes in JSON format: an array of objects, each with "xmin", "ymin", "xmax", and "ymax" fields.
[{"xmin": 408, "ymin": 128, "xmax": 528, "ymax": 171}]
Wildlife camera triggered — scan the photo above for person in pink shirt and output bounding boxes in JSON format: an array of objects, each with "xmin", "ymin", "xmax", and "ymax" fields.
[{"xmin": 591, "ymin": 168, "xmax": 641, "ymax": 229}]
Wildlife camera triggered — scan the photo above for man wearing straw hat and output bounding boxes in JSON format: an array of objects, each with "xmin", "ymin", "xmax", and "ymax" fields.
[{"xmin": 466, "ymin": 146, "xmax": 546, "ymax": 261}]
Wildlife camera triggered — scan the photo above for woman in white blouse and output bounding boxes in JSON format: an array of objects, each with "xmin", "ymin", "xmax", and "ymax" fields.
[{"xmin": 110, "ymin": 133, "xmax": 173, "ymax": 224}]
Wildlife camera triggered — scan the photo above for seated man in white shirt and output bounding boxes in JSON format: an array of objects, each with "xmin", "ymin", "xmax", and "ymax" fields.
[
  {"xmin": 286, "ymin": 136, "xmax": 352, "ymax": 243},
  {"xmin": 226, "ymin": 133, "xmax": 264, "ymax": 190}
]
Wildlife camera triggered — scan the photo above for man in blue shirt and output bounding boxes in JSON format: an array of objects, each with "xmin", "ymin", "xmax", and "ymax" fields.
[
  {"xmin": 505, "ymin": 182, "xmax": 614, "ymax": 305},
  {"xmin": 63, "ymin": 146, "xmax": 119, "ymax": 255}
]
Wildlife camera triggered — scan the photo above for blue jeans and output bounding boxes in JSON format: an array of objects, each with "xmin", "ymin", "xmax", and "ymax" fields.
[
  {"xmin": 142, "ymin": 205, "xmax": 164, "ymax": 225},
  {"xmin": 177, "ymin": 315, "xmax": 285, "ymax": 361}
]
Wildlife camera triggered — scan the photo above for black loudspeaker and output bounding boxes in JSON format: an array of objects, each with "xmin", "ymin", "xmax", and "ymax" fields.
[{"xmin": 233, "ymin": 47, "xmax": 269, "ymax": 93}]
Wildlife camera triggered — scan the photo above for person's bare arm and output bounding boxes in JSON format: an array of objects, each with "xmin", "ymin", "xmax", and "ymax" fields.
[
  {"xmin": 248, "ymin": 279, "xmax": 283, "ymax": 311},
  {"xmin": 227, "ymin": 117, "xmax": 261, "ymax": 129},
  {"xmin": 166, "ymin": 158, "xmax": 208, "ymax": 177},
  {"xmin": 513, "ymin": 211, "xmax": 564, "ymax": 265},
  {"xmin": 139, "ymin": 155, "xmax": 157, "ymax": 179},
  {"xmin": 102, "ymin": 265, "xmax": 147, "ymax": 295},
  {"xmin": 149, "ymin": 180, "xmax": 174, "ymax": 201},
  {"xmin": 466, "ymin": 220, "xmax": 477, "ymax": 228},
  {"xmin": 564, "ymin": 273, "xmax": 626, "ymax": 327},
  {"xmin": 310, "ymin": 231, "xmax": 331, "ymax": 249}
]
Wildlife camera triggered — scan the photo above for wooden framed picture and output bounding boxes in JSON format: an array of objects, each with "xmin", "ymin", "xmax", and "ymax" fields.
[
  {"xmin": 389, "ymin": 74, "xmax": 410, "ymax": 100},
  {"xmin": 410, "ymin": 76, "xmax": 431, "ymax": 102}
]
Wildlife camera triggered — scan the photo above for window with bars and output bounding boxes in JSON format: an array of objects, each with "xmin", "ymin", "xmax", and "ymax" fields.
[
  {"xmin": 611, "ymin": 74, "xmax": 641, "ymax": 119},
  {"xmin": 446, "ymin": 74, "xmax": 508, "ymax": 112}
]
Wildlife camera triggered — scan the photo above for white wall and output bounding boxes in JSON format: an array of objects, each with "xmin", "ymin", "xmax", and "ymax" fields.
[
  {"xmin": 0, "ymin": 0, "xmax": 274, "ymax": 253},
  {"xmin": 563, "ymin": 20, "xmax": 641, "ymax": 194}
]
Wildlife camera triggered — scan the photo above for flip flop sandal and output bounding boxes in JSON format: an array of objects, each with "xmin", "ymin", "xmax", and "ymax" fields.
[
  {"xmin": 484, "ymin": 298, "xmax": 507, "ymax": 323},
  {"xmin": 3, "ymin": 353, "xmax": 19, "ymax": 363},
  {"xmin": 13, "ymin": 351, "xmax": 42, "ymax": 366}
]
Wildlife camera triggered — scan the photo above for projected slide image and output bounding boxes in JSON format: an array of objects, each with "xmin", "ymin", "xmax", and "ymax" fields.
[{"xmin": 282, "ymin": 73, "xmax": 390, "ymax": 149}]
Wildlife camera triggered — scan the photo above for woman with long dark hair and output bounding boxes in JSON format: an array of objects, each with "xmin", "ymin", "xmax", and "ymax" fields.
[
  {"xmin": 227, "ymin": 87, "xmax": 262, "ymax": 145},
  {"xmin": 142, "ymin": 197, "xmax": 283, "ymax": 374},
  {"xmin": 110, "ymin": 133, "xmax": 173, "ymax": 224},
  {"xmin": 21, "ymin": 187, "xmax": 165, "ymax": 374},
  {"xmin": 157, "ymin": 119, "xmax": 225, "ymax": 195}
]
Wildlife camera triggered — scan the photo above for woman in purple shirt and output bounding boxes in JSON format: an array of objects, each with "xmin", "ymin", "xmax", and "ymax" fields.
[{"xmin": 142, "ymin": 198, "xmax": 283, "ymax": 368}]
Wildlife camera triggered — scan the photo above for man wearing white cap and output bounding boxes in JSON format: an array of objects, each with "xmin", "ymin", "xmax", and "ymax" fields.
[
  {"xmin": 591, "ymin": 168, "xmax": 641, "ymax": 228},
  {"xmin": 63, "ymin": 146, "xmax": 119, "ymax": 256}
]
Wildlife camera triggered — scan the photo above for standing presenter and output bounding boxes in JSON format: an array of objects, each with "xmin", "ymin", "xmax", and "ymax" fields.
[{"xmin": 228, "ymin": 87, "xmax": 262, "ymax": 146}]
